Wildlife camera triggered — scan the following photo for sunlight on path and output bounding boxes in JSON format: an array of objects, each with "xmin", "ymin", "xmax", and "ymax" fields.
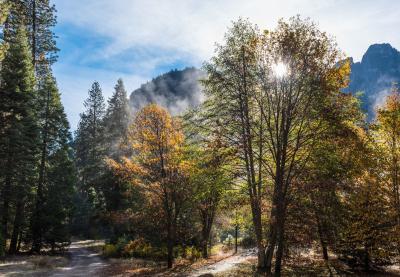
[
  {"xmin": 49, "ymin": 240, "xmax": 108, "ymax": 277},
  {"xmin": 190, "ymin": 248, "xmax": 257, "ymax": 277},
  {"xmin": 0, "ymin": 240, "xmax": 108, "ymax": 277}
]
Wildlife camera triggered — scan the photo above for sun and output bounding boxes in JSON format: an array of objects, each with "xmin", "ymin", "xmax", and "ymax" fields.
[{"xmin": 272, "ymin": 62, "xmax": 287, "ymax": 78}]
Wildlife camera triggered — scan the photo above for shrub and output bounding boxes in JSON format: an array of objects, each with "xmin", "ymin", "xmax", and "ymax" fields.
[
  {"xmin": 187, "ymin": 246, "xmax": 202, "ymax": 261},
  {"xmin": 122, "ymin": 238, "xmax": 164, "ymax": 259},
  {"xmin": 103, "ymin": 244, "xmax": 118, "ymax": 257}
]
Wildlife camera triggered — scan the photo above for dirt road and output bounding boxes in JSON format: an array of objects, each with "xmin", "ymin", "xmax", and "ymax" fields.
[
  {"xmin": 0, "ymin": 240, "xmax": 108, "ymax": 277},
  {"xmin": 189, "ymin": 248, "xmax": 257, "ymax": 276},
  {"xmin": 49, "ymin": 240, "xmax": 108, "ymax": 277}
]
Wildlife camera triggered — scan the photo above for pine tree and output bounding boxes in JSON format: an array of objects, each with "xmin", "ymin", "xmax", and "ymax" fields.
[
  {"xmin": 101, "ymin": 79, "xmax": 131, "ymax": 214},
  {"xmin": 23, "ymin": 0, "xmax": 58, "ymax": 76},
  {"xmin": 0, "ymin": 25, "xmax": 37, "ymax": 254},
  {"xmin": 43, "ymin": 145, "xmax": 75, "ymax": 251},
  {"xmin": 103, "ymin": 79, "xmax": 130, "ymax": 160},
  {"xmin": 74, "ymin": 81, "xmax": 106, "ymax": 234},
  {"xmin": 31, "ymin": 71, "xmax": 73, "ymax": 252}
]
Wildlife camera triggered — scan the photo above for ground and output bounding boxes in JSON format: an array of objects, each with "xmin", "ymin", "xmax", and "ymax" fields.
[
  {"xmin": 0, "ymin": 241, "xmax": 399, "ymax": 276},
  {"xmin": 0, "ymin": 240, "xmax": 107, "ymax": 277}
]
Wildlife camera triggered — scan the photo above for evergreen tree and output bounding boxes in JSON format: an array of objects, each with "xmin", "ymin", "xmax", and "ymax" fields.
[
  {"xmin": 103, "ymin": 79, "xmax": 130, "ymax": 160},
  {"xmin": 74, "ymin": 81, "xmax": 106, "ymax": 235},
  {"xmin": 43, "ymin": 145, "xmax": 75, "ymax": 251},
  {"xmin": 31, "ymin": 71, "xmax": 73, "ymax": 252},
  {"xmin": 101, "ymin": 79, "xmax": 131, "ymax": 214},
  {"xmin": 0, "ymin": 25, "xmax": 37, "ymax": 254},
  {"xmin": 23, "ymin": 0, "xmax": 58, "ymax": 75}
]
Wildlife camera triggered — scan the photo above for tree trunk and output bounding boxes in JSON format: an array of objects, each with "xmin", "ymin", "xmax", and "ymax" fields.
[
  {"xmin": 201, "ymin": 216, "xmax": 212, "ymax": 258},
  {"xmin": 167, "ymin": 221, "xmax": 175, "ymax": 268},
  {"xmin": 274, "ymin": 199, "xmax": 287, "ymax": 276},
  {"xmin": 17, "ymin": 230, "xmax": 22, "ymax": 252},
  {"xmin": 250, "ymin": 202, "xmax": 266, "ymax": 271},
  {"xmin": 167, "ymin": 239, "xmax": 174, "ymax": 268},
  {"xmin": 316, "ymin": 213, "xmax": 329, "ymax": 261},
  {"xmin": 265, "ymin": 192, "xmax": 278, "ymax": 273},
  {"xmin": 1, "ymin": 151, "xmax": 13, "ymax": 253},
  {"xmin": 235, "ymin": 224, "xmax": 238, "ymax": 254},
  {"xmin": 182, "ymin": 243, "xmax": 187, "ymax": 259},
  {"xmin": 364, "ymin": 245, "xmax": 370, "ymax": 271},
  {"xmin": 9, "ymin": 199, "xmax": 23, "ymax": 254},
  {"xmin": 202, "ymin": 239, "xmax": 208, "ymax": 258}
]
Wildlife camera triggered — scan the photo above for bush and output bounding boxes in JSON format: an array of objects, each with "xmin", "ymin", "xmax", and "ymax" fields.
[
  {"xmin": 188, "ymin": 246, "xmax": 202, "ymax": 261},
  {"xmin": 103, "ymin": 244, "xmax": 118, "ymax": 257},
  {"xmin": 121, "ymin": 238, "xmax": 166, "ymax": 259}
]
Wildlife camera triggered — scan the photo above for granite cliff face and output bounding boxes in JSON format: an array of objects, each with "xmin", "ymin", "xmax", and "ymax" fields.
[{"xmin": 345, "ymin": 43, "xmax": 400, "ymax": 120}]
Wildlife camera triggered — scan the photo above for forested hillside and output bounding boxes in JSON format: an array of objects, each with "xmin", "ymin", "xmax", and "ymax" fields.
[
  {"xmin": 1, "ymin": 1, "xmax": 400, "ymax": 277},
  {"xmin": 129, "ymin": 67, "xmax": 204, "ymax": 115}
]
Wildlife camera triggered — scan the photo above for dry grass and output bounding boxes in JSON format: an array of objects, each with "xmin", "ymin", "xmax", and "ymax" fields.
[
  {"xmin": 0, "ymin": 255, "xmax": 69, "ymax": 276},
  {"xmin": 100, "ymin": 247, "xmax": 237, "ymax": 276}
]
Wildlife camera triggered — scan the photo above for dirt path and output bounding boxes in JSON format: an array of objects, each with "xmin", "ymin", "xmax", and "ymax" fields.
[
  {"xmin": 189, "ymin": 248, "xmax": 257, "ymax": 277},
  {"xmin": 0, "ymin": 240, "xmax": 108, "ymax": 277},
  {"xmin": 49, "ymin": 240, "xmax": 108, "ymax": 277}
]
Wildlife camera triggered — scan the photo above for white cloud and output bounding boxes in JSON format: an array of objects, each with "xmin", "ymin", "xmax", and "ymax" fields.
[
  {"xmin": 54, "ymin": 0, "xmax": 400, "ymax": 62},
  {"xmin": 51, "ymin": 0, "xmax": 400, "ymax": 130}
]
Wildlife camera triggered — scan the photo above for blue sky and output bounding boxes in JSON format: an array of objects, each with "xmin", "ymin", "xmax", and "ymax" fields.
[{"xmin": 51, "ymin": 0, "xmax": 400, "ymax": 130}]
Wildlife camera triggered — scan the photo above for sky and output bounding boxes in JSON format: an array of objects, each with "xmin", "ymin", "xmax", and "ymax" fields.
[{"xmin": 51, "ymin": 0, "xmax": 400, "ymax": 130}]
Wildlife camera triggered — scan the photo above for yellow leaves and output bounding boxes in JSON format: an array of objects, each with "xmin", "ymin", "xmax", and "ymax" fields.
[
  {"xmin": 106, "ymin": 157, "xmax": 145, "ymax": 186},
  {"xmin": 108, "ymin": 103, "xmax": 189, "ymax": 192}
]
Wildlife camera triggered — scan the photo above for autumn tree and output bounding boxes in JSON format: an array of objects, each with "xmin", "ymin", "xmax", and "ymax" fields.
[
  {"xmin": 375, "ymin": 84, "xmax": 400, "ymax": 222},
  {"xmin": 187, "ymin": 126, "xmax": 232, "ymax": 258},
  {"xmin": 108, "ymin": 104, "xmax": 192, "ymax": 268},
  {"xmin": 337, "ymin": 141, "xmax": 400, "ymax": 270},
  {"xmin": 255, "ymin": 17, "xmax": 350, "ymax": 274},
  {"xmin": 286, "ymin": 93, "xmax": 366, "ymax": 264},
  {"xmin": 201, "ymin": 19, "xmax": 267, "ymax": 269}
]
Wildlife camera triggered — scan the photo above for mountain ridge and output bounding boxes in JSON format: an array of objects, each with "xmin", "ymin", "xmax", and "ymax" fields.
[
  {"xmin": 345, "ymin": 43, "xmax": 400, "ymax": 119},
  {"xmin": 129, "ymin": 43, "xmax": 400, "ymax": 120}
]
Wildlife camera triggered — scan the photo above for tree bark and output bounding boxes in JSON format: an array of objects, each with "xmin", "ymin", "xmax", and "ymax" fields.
[
  {"xmin": 200, "ymin": 205, "xmax": 216, "ymax": 258},
  {"xmin": 265, "ymin": 189, "xmax": 279, "ymax": 273},
  {"xmin": 316, "ymin": 211, "xmax": 329, "ymax": 261},
  {"xmin": 167, "ymin": 230, "xmax": 174, "ymax": 268},
  {"xmin": 235, "ymin": 224, "xmax": 238, "ymax": 254},
  {"xmin": 9, "ymin": 199, "xmax": 23, "ymax": 254},
  {"xmin": 1, "ymin": 150, "xmax": 13, "ymax": 253},
  {"xmin": 274, "ymin": 199, "xmax": 286, "ymax": 276},
  {"xmin": 166, "ymin": 217, "xmax": 175, "ymax": 268}
]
